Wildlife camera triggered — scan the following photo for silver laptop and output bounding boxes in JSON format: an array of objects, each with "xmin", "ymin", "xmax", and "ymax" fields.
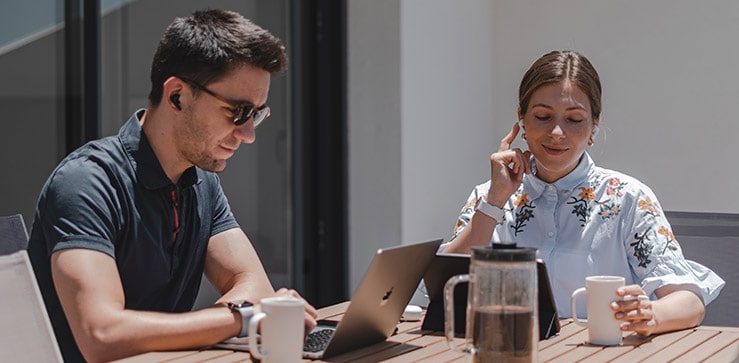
[
  {"xmin": 217, "ymin": 238, "xmax": 441, "ymax": 359},
  {"xmin": 0, "ymin": 250, "xmax": 63, "ymax": 362}
]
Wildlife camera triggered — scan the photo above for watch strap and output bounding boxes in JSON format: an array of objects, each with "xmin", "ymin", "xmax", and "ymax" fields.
[
  {"xmin": 227, "ymin": 301, "xmax": 254, "ymax": 337},
  {"xmin": 476, "ymin": 199, "xmax": 505, "ymax": 223}
]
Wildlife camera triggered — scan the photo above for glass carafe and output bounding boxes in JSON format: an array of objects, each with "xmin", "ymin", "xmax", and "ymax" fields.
[{"xmin": 444, "ymin": 245, "xmax": 538, "ymax": 363}]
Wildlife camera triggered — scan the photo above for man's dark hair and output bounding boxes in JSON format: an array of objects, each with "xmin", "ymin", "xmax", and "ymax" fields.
[{"xmin": 148, "ymin": 9, "xmax": 287, "ymax": 105}]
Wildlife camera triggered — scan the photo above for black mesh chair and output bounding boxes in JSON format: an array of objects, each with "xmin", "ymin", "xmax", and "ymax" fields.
[
  {"xmin": 665, "ymin": 211, "xmax": 739, "ymax": 327},
  {"xmin": 0, "ymin": 214, "xmax": 28, "ymax": 255}
]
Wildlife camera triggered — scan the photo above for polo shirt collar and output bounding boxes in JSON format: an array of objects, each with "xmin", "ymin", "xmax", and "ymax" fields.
[
  {"xmin": 523, "ymin": 152, "xmax": 593, "ymax": 199},
  {"xmin": 119, "ymin": 109, "xmax": 200, "ymax": 190}
]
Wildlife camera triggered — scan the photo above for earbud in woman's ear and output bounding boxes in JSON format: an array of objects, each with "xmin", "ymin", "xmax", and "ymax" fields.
[
  {"xmin": 518, "ymin": 120, "xmax": 527, "ymax": 141},
  {"xmin": 593, "ymin": 125, "xmax": 600, "ymax": 138}
]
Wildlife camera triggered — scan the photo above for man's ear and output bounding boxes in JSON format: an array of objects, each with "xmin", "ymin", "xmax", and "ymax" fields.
[{"xmin": 163, "ymin": 76, "xmax": 186, "ymax": 112}]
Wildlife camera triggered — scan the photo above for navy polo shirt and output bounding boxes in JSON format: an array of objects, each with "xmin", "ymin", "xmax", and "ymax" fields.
[{"xmin": 27, "ymin": 110, "xmax": 239, "ymax": 362}]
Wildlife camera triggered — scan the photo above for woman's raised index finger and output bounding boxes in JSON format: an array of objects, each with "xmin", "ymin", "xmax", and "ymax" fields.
[{"xmin": 498, "ymin": 122, "xmax": 521, "ymax": 152}]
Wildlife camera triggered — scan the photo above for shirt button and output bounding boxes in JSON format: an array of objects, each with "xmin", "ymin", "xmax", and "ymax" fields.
[
  {"xmin": 547, "ymin": 185, "xmax": 555, "ymax": 191},
  {"xmin": 547, "ymin": 231, "xmax": 554, "ymax": 237}
]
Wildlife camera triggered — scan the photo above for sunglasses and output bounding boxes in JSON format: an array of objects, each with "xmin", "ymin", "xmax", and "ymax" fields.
[{"xmin": 178, "ymin": 77, "xmax": 270, "ymax": 127}]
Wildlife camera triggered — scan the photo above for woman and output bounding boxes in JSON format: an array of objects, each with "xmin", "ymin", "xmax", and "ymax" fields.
[{"xmin": 442, "ymin": 50, "xmax": 724, "ymax": 336}]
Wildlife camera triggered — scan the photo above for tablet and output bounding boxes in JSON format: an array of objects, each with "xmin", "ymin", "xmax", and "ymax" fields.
[{"xmin": 421, "ymin": 253, "xmax": 560, "ymax": 340}]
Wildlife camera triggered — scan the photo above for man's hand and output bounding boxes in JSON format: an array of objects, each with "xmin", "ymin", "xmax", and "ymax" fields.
[{"xmin": 271, "ymin": 288, "xmax": 318, "ymax": 336}]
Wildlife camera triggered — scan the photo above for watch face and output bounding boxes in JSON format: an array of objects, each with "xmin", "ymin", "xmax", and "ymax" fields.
[{"xmin": 229, "ymin": 301, "xmax": 252, "ymax": 309}]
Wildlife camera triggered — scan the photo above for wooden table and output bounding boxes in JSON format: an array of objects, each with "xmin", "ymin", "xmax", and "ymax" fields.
[{"xmin": 116, "ymin": 302, "xmax": 739, "ymax": 362}]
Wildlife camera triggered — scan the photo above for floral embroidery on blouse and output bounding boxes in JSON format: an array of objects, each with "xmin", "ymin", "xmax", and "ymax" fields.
[
  {"xmin": 596, "ymin": 178, "xmax": 626, "ymax": 221},
  {"xmin": 658, "ymin": 225, "xmax": 679, "ymax": 252},
  {"xmin": 630, "ymin": 196, "xmax": 665, "ymax": 268},
  {"xmin": 451, "ymin": 198, "xmax": 477, "ymax": 241},
  {"xmin": 606, "ymin": 177, "xmax": 625, "ymax": 197},
  {"xmin": 511, "ymin": 192, "xmax": 535, "ymax": 236},
  {"xmin": 638, "ymin": 196, "xmax": 661, "ymax": 217},
  {"xmin": 568, "ymin": 186, "xmax": 595, "ymax": 227},
  {"xmin": 631, "ymin": 228, "xmax": 655, "ymax": 268}
]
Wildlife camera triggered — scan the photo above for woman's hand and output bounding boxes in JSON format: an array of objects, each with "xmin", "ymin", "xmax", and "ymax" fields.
[
  {"xmin": 611, "ymin": 285, "xmax": 656, "ymax": 336},
  {"xmin": 488, "ymin": 122, "xmax": 532, "ymax": 205}
]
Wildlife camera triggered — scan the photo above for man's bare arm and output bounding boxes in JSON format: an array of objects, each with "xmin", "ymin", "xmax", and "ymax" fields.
[{"xmin": 51, "ymin": 249, "xmax": 242, "ymax": 363}]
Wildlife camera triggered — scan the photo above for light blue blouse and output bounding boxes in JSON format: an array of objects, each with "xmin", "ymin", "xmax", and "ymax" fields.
[{"xmin": 442, "ymin": 152, "xmax": 725, "ymax": 318}]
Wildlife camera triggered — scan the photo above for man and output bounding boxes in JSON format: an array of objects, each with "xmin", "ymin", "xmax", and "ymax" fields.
[{"xmin": 27, "ymin": 9, "xmax": 316, "ymax": 362}]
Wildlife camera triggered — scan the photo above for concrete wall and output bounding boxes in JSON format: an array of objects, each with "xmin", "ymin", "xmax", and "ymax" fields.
[{"xmin": 348, "ymin": 0, "xmax": 739, "ymax": 295}]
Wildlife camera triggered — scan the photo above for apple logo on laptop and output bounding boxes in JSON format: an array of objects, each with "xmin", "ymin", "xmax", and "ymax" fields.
[{"xmin": 380, "ymin": 286, "xmax": 394, "ymax": 306}]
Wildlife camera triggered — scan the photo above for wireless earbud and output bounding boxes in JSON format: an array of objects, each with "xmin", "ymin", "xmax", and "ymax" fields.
[
  {"xmin": 170, "ymin": 94, "xmax": 182, "ymax": 110},
  {"xmin": 518, "ymin": 120, "xmax": 525, "ymax": 130},
  {"xmin": 593, "ymin": 125, "xmax": 600, "ymax": 138}
]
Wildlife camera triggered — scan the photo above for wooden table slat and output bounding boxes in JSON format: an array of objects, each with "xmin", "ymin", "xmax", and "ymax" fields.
[
  {"xmin": 380, "ymin": 339, "xmax": 456, "ymax": 363},
  {"xmin": 412, "ymin": 343, "xmax": 467, "ymax": 363},
  {"xmin": 538, "ymin": 319, "xmax": 586, "ymax": 350},
  {"xmin": 112, "ymin": 351, "xmax": 201, "ymax": 363},
  {"xmin": 607, "ymin": 329, "xmax": 694, "ymax": 363},
  {"xmin": 703, "ymin": 340, "xmax": 739, "ymax": 363},
  {"xmin": 164, "ymin": 350, "xmax": 243, "ymax": 363},
  {"xmin": 538, "ymin": 324, "xmax": 591, "ymax": 361},
  {"xmin": 199, "ymin": 351, "xmax": 252, "ymax": 363},
  {"xmin": 671, "ymin": 331, "xmax": 739, "ymax": 363},
  {"xmin": 640, "ymin": 329, "xmax": 719, "ymax": 363},
  {"xmin": 316, "ymin": 301, "xmax": 351, "ymax": 320}
]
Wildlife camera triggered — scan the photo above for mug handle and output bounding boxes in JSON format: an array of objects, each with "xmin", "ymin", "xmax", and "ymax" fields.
[
  {"xmin": 248, "ymin": 312, "xmax": 268, "ymax": 359},
  {"xmin": 444, "ymin": 274, "xmax": 470, "ymax": 353},
  {"xmin": 570, "ymin": 287, "xmax": 588, "ymax": 327}
]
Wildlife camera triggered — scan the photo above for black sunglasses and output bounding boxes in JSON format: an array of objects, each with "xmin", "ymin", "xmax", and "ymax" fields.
[{"xmin": 178, "ymin": 77, "xmax": 270, "ymax": 127}]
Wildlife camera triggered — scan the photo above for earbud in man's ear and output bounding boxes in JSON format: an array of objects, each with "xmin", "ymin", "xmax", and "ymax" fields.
[
  {"xmin": 518, "ymin": 120, "xmax": 524, "ymax": 130},
  {"xmin": 170, "ymin": 94, "xmax": 182, "ymax": 110}
]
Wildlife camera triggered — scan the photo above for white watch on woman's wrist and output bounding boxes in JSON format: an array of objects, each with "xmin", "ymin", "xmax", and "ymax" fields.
[{"xmin": 475, "ymin": 198, "xmax": 505, "ymax": 223}]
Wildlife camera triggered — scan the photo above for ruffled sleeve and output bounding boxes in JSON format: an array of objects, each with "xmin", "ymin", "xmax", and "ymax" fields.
[{"xmin": 625, "ymin": 183, "xmax": 725, "ymax": 305}]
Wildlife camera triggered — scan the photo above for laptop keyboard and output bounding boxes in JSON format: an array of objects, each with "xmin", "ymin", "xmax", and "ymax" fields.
[{"xmin": 304, "ymin": 329, "xmax": 334, "ymax": 352}]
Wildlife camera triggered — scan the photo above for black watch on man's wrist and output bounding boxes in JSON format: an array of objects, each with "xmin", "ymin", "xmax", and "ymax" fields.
[{"xmin": 227, "ymin": 301, "xmax": 254, "ymax": 337}]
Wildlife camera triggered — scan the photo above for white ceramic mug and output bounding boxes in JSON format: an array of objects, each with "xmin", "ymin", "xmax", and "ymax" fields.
[
  {"xmin": 570, "ymin": 275, "xmax": 625, "ymax": 346},
  {"xmin": 248, "ymin": 296, "xmax": 305, "ymax": 362}
]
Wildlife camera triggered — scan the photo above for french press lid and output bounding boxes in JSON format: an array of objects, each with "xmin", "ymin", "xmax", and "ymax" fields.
[{"xmin": 471, "ymin": 243, "xmax": 537, "ymax": 262}]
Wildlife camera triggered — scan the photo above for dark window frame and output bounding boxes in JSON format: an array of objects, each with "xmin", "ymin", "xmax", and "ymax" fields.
[{"xmin": 290, "ymin": 0, "xmax": 348, "ymax": 306}]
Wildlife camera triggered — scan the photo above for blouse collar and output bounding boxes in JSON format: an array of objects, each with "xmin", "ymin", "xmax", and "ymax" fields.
[{"xmin": 523, "ymin": 152, "xmax": 594, "ymax": 199}]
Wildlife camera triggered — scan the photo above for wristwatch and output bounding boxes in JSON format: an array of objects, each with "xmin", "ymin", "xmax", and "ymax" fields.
[
  {"xmin": 475, "ymin": 198, "xmax": 505, "ymax": 223},
  {"xmin": 227, "ymin": 301, "xmax": 254, "ymax": 337}
]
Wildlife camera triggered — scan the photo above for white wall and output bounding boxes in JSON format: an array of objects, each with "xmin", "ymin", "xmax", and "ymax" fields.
[{"xmin": 348, "ymin": 0, "xmax": 739, "ymax": 295}]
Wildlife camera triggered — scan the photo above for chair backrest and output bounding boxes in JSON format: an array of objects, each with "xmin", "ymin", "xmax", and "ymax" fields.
[
  {"xmin": 665, "ymin": 211, "xmax": 739, "ymax": 327},
  {"xmin": 0, "ymin": 214, "xmax": 29, "ymax": 255},
  {"xmin": 0, "ymin": 250, "xmax": 63, "ymax": 362}
]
